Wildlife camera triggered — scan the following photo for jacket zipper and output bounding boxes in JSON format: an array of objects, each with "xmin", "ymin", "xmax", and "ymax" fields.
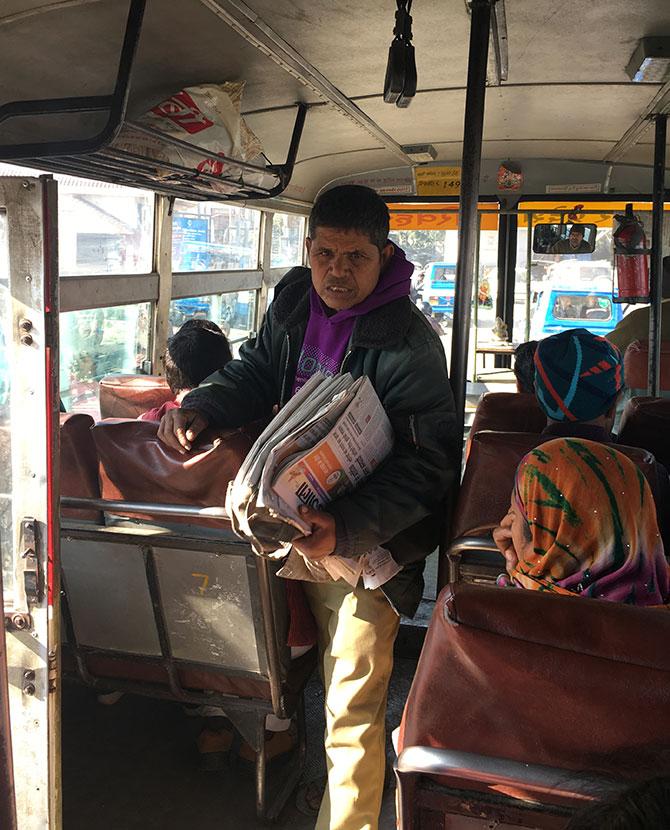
[{"xmin": 280, "ymin": 331, "xmax": 291, "ymax": 406}]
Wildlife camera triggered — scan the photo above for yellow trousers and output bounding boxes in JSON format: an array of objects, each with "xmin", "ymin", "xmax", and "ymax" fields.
[{"xmin": 303, "ymin": 579, "xmax": 400, "ymax": 830}]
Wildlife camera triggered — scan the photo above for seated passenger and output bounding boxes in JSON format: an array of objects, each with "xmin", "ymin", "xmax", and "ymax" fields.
[
  {"xmin": 512, "ymin": 340, "xmax": 538, "ymax": 393},
  {"xmin": 534, "ymin": 328, "xmax": 623, "ymax": 442},
  {"xmin": 139, "ymin": 319, "xmax": 232, "ymax": 421},
  {"xmin": 493, "ymin": 437, "xmax": 670, "ymax": 606}
]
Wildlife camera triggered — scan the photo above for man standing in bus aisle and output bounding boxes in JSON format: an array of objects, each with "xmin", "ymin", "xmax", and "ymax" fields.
[
  {"xmin": 550, "ymin": 223, "xmax": 591, "ymax": 254},
  {"xmin": 606, "ymin": 255, "xmax": 670, "ymax": 355},
  {"xmin": 157, "ymin": 184, "xmax": 459, "ymax": 830}
]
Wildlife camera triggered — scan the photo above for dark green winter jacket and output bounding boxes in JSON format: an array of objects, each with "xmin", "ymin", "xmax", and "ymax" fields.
[{"xmin": 183, "ymin": 267, "xmax": 459, "ymax": 616}]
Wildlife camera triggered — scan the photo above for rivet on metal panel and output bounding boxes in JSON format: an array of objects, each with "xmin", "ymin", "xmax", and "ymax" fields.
[
  {"xmin": 21, "ymin": 180, "xmax": 34, "ymax": 190},
  {"xmin": 23, "ymin": 683, "xmax": 36, "ymax": 696},
  {"xmin": 25, "ymin": 274, "xmax": 32, "ymax": 282},
  {"xmin": 6, "ymin": 612, "xmax": 31, "ymax": 631},
  {"xmin": 20, "ymin": 334, "xmax": 33, "ymax": 346},
  {"xmin": 19, "ymin": 318, "xmax": 33, "ymax": 332},
  {"xmin": 23, "ymin": 670, "xmax": 35, "ymax": 682}
]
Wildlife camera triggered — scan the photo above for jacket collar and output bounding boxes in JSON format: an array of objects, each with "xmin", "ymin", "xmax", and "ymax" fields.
[{"xmin": 272, "ymin": 267, "xmax": 413, "ymax": 350}]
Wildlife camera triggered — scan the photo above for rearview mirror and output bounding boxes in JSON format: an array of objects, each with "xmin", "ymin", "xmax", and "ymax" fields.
[{"xmin": 533, "ymin": 223, "xmax": 597, "ymax": 255}]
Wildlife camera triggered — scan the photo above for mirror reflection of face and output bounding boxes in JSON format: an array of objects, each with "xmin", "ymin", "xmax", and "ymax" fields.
[
  {"xmin": 306, "ymin": 227, "xmax": 393, "ymax": 311},
  {"xmin": 569, "ymin": 228, "xmax": 584, "ymax": 249}
]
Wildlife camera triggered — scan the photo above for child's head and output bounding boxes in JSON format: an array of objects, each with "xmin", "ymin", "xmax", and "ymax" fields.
[
  {"xmin": 165, "ymin": 319, "xmax": 232, "ymax": 397},
  {"xmin": 566, "ymin": 777, "xmax": 670, "ymax": 829}
]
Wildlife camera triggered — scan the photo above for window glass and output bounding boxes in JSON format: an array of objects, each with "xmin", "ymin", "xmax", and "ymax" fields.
[
  {"xmin": 172, "ymin": 200, "xmax": 261, "ymax": 271},
  {"xmin": 271, "ymin": 213, "xmax": 305, "ymax": 268},
  {"xmin": 60, "ymin": 303, "xmax": 152, "ymax": 417},
  {"xmin": 0, "ymin": 163, "xmax": 154, "ymax": 276},
  {"xmin": 60, "ymin": 184, "xmax": 154, "ymax": 275},
  {"xmin": 551, "ymin": 293, "xmax": 612, "ymax": 322},
  {"xmin": 169, "ymin": 290, "xmax": 257, "ymax": 356}
]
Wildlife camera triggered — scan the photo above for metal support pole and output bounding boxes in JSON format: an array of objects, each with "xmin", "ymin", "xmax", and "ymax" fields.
[
  {"xmin": 449, "ymin": 0, "xmax": 492, "ymax": 435},
  {"xmin": 648, "ymin": 113, "xmax": 667, "ymax": 398},
  {"xmin": 525, "ymin": 212, "xmax": 532, "ymax": 341}
]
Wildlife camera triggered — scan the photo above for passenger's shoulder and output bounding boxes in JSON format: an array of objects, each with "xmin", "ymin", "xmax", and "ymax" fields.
[{"xmin": 270, "ymin": 267, "xmax": 311, "ymax": 324}]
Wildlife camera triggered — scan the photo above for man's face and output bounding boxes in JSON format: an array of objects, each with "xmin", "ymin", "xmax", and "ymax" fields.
[
  {"xmin": 307, "ymin": 226, "xmax": 393, "ymax": 311},
  {"xmin": 568, "ymin": 229, "xmax": 584, "ymax": 249}
]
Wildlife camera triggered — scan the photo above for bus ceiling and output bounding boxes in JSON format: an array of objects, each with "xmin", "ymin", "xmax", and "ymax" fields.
[{"xmin": 0, "ymin": 1, "xmax": 669, "ymax": 203}]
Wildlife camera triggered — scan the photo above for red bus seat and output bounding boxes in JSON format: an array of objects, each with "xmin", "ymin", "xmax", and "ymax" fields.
[
  {"xmin": 466, "ymin": 392, "xmax": 545, "ymax": 457},
  {"xmin": 91, "ymin": 418, "xmax": 261, "ymax": 529},
  {"xmin": 60, "ymin": 413, "xmax": 102, "ymax": 523},
  {"xmin": 618, "ymin": 396, "xmax": 670, "ymax": 471},
  {"xmin": 623, "ymin": 339, "xmax": 670, "ymax": 392},
  {"xmin": 98, "ymin": 374, "xmax": 172, "ymax": 419},
  {"xmin": 60, "ymin": 416, "xmax": 311, "ymax": 819},
  {"xmin": 397, "ymin": 582, "xmax": 670, "ymax": 826}
]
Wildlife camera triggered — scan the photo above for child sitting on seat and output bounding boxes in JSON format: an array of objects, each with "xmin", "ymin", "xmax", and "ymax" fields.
[{"xmin": 140, "ymin": 319, "xmax": 233, "ymax": 421}]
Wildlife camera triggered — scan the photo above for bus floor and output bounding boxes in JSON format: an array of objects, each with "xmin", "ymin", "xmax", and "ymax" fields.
[{"xmin": 61, "ymin": 656, "xmax": 416, "ymax": 829}]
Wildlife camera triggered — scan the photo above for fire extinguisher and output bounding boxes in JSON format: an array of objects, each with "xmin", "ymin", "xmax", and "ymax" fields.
[{"xmin": 613, "ymin": 204, "xmax": 650, "ymax": 302}]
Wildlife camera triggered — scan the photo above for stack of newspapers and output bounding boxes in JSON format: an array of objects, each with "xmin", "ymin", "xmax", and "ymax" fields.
[{"xmin": 226, "ymin": 372, "xmax": 400, "ymax": 586}]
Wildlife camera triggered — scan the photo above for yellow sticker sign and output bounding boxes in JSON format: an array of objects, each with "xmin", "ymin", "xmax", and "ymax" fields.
[{"xmin": 414, "ymin": 166, "xmax": 461, "ymax": 196}]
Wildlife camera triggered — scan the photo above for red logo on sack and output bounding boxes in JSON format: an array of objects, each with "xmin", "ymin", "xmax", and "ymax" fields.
[
  {"xmin": 151, "ymin": 91, "xmax": 214, "ymax": 135},
  {"xmin": 197, "ymin": 157, "xmax": 227, "ymax": 176}
]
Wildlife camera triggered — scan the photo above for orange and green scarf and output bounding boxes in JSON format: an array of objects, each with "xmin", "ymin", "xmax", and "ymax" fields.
[{"xmin": 509, "ymin": 437, "xmax": 669, "ymax": 606}]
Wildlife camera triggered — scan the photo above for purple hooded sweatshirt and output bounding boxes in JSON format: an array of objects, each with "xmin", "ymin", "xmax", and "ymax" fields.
[{"xmin": 292, "ymin": 242, "xmax": 413, "ymax": 394}]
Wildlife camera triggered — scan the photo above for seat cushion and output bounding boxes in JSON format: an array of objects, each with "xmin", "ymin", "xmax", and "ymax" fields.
[
  {"xmin": 400, "ymin": 582, "xmax": 670, "ymax": 782},
  {"xmin": 618, "ymin": 396, "xmax": 670, "ymax": 470},
  {"xmin": 60, "ymin": 412, "xmax": 102, "ymax": 522},
  {"xmin": 99, "ymin": 375, "xmax": 173, "ymax": 420},
  {"xmin": 92, "ymin": 419, "xmax": 264, "ymax": 528}
]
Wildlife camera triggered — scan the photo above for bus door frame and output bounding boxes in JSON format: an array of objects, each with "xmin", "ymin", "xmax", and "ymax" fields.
[{"xmin": 0, "ymin": 175, "xmax": 60, "ymax": 830}]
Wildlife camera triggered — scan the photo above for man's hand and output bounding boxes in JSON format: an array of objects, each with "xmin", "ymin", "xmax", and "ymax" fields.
[
  {"xmin": 157, "ymin": 407, "xmax": 209, "ymax": 453},
  {"xmin": 291, "ymin": 505, "xmax": 337, "ymax": 561}
]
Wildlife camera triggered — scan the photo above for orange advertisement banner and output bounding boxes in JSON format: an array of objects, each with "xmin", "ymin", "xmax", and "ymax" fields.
[
  {"xmin": 517, "ymin": 200, "xmax": 668, "ymax": 228},
  {"xmin": 390, "ymin": 209, "xmax": 499, "ymax": 232}
]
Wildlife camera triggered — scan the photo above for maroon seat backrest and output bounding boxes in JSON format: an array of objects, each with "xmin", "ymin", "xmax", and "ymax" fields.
[
  {"xmin": 92, "ymin": 419, "xmax": 263, "ymax": 528},
  {"xmin": 60, "ymin": 413, "xmax": 102, "ymax": 522},
  {"xmin": 467, "ymin": 393, "xmax": 545, "ymax": 455},
  {"xmin": 618, "ymin": 396, "xmax": 670, "ymax": 471},
  {"xmin": 623, "ymin": 339, "xmax": 670, "ymax": 391},
  {"xmin": 399, "ymin": 582, "xmax": 670, "ymax": 783},
  {"xmin": 98, "ymin": 375, "xmax": 172, "ymax": 420},
  {"xmin": 451, "ymin": 430, "xmax": 659, "ymax": 542}
]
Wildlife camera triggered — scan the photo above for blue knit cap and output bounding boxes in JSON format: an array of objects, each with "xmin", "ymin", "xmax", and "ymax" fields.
[{"xmin": 534, "ymin": 329, "xmax": 624, "ymax": 422}]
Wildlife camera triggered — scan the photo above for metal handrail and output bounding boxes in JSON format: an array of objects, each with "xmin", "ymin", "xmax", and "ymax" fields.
[
  {"xmin": 395, "ymin": 745, "xmax": 619, "ymax": 802},
  {"xmin": 60, "ymin": 496, "xmax": 228, "ymax": 520}
]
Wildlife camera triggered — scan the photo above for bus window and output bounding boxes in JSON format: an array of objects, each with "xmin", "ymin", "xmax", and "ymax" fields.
[
  {"xmin": 172, "ymin": 200, "xmax": 261, "ymax": 272},
  {"xmin": 58, "ymin": 180, "xmax": 154, "ymax": 276},
  {"xmin": 169, "ymin": 290, "xmax": 257, "ymax": 356},
  {"xmin": 60, "ymin": 303, "xmax": 152, "ymax": 416},
  {"xmin": 271, "ymin": 213, "xmax": 306, "ymax": 268}
]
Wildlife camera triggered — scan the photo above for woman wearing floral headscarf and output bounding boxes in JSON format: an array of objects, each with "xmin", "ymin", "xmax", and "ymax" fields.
[{"xmin": 493, "ymin": 437, "xmax": 670, "ymax": 606}]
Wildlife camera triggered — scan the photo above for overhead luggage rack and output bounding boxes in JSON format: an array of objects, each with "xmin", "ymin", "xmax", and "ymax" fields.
[
  {"xmin": 0, "ymin": 0, "xmax": 307, "ymax": 202},
  {"xmin": 13, "ymin": 103, "xmax": 307, "ymax": 202}
]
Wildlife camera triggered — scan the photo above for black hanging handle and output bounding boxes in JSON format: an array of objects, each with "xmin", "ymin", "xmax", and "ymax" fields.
[{"xmin": 383, "ymin": 0, "xmax": 417, "ymax": 108}]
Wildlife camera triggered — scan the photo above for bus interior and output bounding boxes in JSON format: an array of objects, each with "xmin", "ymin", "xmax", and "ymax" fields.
[{"xmin": 1, "ymin": 1, "xmax": 670, "ymax": 828}]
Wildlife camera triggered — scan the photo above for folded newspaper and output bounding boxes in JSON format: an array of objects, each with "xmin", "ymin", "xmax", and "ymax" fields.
[{"xmin": 225, "ymin": 373, "xmax": 401, "ymax": 587}]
